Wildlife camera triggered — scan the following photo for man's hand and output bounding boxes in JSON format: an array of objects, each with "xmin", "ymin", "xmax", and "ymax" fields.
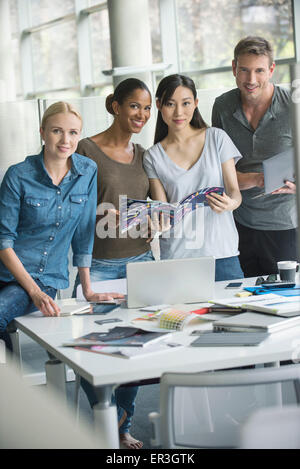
[{"xmin": 271, "ymin": 180, "xmax": 296, "ymax": 195}]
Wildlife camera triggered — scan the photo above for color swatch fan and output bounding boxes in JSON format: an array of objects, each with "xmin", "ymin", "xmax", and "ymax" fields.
[{"xmin": 158, "ymin": 308, "xmax": 198, "ymax": 331}]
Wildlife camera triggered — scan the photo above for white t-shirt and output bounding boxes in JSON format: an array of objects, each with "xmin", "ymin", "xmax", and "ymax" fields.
[{"xmin": 143, "ymin": 127, "xmax": 242, "ymax": 260}]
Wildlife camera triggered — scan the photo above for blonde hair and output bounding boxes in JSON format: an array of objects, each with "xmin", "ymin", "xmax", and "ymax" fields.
[{"xmin": 41, "ymin": 101, "xmax": 82, "ymax": 129}]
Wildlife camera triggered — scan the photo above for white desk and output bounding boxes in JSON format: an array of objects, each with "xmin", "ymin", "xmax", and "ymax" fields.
[{"xmin": 13, "ymin": 278, "xmax": 300, "ymax": 448}]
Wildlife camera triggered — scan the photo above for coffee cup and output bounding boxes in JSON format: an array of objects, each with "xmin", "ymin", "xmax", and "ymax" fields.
[{"xmin": 277, "ymin": 260, "xmax": 299, "ymax": 282}]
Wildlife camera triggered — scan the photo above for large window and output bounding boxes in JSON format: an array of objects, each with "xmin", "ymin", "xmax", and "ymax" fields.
[
  {"xmin": 29, "ymin": 0, "xmax": 74, "ymax": 26},
  {"xmin": 8, "ymin": 0, "xmax": 298, "ymax": 100},
  {"xmin": 31, "ymin": 20, "xmax": 79, "ymax": 95},
  {"xmin": 9, "ymin": 0, "xmax": 22, "ymax": 97},
  {"xmin": 90, "ymin": 8, "xmax": 111, "ymax": 85},
  {"xmin": 149, "ymin": 0, "xmax": 163, "ymax": 64},
  {"xmin": 176, "ymin": 0, "xmax": 295, "ymax": 88}
]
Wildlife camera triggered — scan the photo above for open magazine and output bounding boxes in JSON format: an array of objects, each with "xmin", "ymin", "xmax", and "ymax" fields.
[{"xmin": 120, "ymin": 186, "xmax": 224, "ymax": 233}]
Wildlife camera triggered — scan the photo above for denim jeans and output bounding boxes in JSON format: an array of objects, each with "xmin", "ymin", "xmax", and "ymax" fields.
[
  {"xmin": 75, "ymin": 250, "xmax": 154, "ymax": 434},
  {"xmin": 0, "ymin": 279, "xmax": 57, "ymax": 348},
  {"xmin": 215, "ymin": 256, "xmax": 244, "ymax": 282}
]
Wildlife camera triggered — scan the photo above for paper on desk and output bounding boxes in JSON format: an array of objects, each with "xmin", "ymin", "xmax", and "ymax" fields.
[
  {"xmin": 139, "ymin": 304, "xmax": 171, "ymax": 312},
  {"xmin": 210, "ymin": 293, "xmax": 284, "ymax": 309}
]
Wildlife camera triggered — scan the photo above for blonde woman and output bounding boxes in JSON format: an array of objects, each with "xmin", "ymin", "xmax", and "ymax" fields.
[{"xmin": 0, "ymin": 101, "xmax": 122, "ymax": 349}]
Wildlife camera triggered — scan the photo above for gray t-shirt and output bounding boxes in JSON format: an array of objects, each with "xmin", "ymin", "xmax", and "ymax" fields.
[
  {"xmin": 143, "ymin": 127, "xmax": 241, "ymax": 260},
  {"xmin": 212, "ymin": 86, "xmax": 296, "ymax": 230}
]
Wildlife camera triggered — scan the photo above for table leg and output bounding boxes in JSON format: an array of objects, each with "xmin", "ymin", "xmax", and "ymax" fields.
[
  {"xmin": 264, "ymin": 362, "xmax": 282, "ymax": 405},
  {"xmin": 93, "ymin": 385, "xmax": 119, "ymax": 449},
  {"xmin": 45, "ymin": 358, "xmax": 67, "ymax": 405},
  {"xmin": 8, "ymin": 325, "xmax": 23, "ymax": 371}
]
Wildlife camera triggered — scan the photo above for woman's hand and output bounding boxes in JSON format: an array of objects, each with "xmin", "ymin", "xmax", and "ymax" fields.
[
  {"xmin": 206, "ymin": 192, "xmax": 238, "ymax": 213},
  {"xmin": 30, "ymin": 289, "xmax": 61, "ymax": 317},
  {"xmin": 271, "ymin": 180, "xmax": 296, "ymax": 195}
]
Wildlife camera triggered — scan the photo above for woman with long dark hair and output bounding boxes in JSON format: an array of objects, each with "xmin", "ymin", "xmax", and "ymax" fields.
[
  {"xmin": 144, "ymin": 74, "xmax": 243, "ymax": 281},
  {"xmin": 74, "ymin": 78, "xmax": 154, "ymax": 449}
]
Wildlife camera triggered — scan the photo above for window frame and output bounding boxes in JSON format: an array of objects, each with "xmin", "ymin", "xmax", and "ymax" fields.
[{"xmin": 15, "ymin": 0, "xmax": 300, "ymax": 99}]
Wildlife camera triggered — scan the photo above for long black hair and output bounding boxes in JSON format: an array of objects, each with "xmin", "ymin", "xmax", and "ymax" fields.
[
  {"xmin": 154, "ymin": 74, "xmax": 207, "ymax": 144},
  {"xmin": 106, "ymin": 78, "xmax": 151, "ymax": 115}
]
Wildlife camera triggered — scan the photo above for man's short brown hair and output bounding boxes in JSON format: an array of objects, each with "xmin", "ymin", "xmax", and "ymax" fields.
[{"xmin": 234, "ymin": 36, "xmax": 274, "ymax": 66}]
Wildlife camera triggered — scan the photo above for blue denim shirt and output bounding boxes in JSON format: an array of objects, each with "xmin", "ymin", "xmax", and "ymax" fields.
[{"xmin": 0, "ymin": 150, "xmax": 97, "ymax": 289}]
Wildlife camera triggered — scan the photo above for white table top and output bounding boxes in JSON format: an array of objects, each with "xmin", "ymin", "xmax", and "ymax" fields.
[{"xmin": 15, "ymin": 278, "xmax": 300, "ymax": 387}]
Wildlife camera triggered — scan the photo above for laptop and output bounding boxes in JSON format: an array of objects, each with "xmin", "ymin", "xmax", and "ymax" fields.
[{"xmin": 126, "ymin": 257, "xmax": 215, "ymax": 308}]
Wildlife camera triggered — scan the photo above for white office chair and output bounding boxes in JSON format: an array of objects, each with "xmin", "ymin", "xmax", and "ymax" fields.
[
  {"xmin": 149, "ymin": 364, "xmax": 300, "ymax": 449},
  {"xmin": 240, "ymin": 404, "xmax": 300, "ymax": 449},
  {"xmin": 0, "ymin": 361, "xmax": 105, "ymax": 448}
]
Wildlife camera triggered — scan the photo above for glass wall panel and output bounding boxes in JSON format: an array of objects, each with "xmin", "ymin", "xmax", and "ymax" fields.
[
  {"xmin": 31, "ymin": 20, "xmax": 79, "ymax": 92},
  {"xmin": 44, "ymin": 96, "xmax": 112, "ymax": 138}
]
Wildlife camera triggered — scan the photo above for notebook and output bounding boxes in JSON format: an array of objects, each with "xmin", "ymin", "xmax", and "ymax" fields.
[
  {"xmin": 191, "ymin": 331, "xmax": 269, "ymax": 347},
  {"xmin": 213, "ymin": 312, "xmax": 300, "ymax": 333},
  {"xmin": 126, "ymin": 257, "xmax": 215, "ymax": 308},
  {"xmin": 55, "ymin": 298, "xmax": 91, "ymax": 316}
]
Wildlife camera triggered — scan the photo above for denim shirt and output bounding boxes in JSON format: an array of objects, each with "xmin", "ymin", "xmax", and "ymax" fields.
[{"xmin": 0, "ymin": 150, "xmax": 97, "ymax": 289}]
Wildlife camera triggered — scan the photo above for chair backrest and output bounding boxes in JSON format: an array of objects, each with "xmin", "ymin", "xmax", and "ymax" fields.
[
  {"xmin": 158, "ymin": 364, "xmax": 300, "ymax": 449},
  {"xmin": 240, "ymin": 404, "xmax": 300, "ymax": 449}
]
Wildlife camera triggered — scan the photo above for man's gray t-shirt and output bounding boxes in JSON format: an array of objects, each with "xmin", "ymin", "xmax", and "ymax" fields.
[
  {"xmin": 212, "ymin": 86, "xmax": 296, "ymax": 231},
  {"xmin": 143, "ymin": 127, "xmax": 241, "ymax": 260}
]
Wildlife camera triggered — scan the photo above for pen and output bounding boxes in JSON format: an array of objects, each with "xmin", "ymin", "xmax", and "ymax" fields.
[{"xmin": 95, "ymin": 318, "xmax": 123, "ymax": 325}]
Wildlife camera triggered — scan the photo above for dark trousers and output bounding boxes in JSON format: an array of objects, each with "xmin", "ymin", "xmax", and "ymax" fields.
[{"xmin": 236, "ymin": 221, "xmax": 298, "ymax": 278}]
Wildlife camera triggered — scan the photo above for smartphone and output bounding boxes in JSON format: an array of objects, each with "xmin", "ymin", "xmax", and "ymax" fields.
[
  {"xmin": 225, "ymin": 282, "xmax": 243, "ymax": 289},
  {"xmin": 91, "ymin": 302, "xmax": 124, "ymax": 315}
]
